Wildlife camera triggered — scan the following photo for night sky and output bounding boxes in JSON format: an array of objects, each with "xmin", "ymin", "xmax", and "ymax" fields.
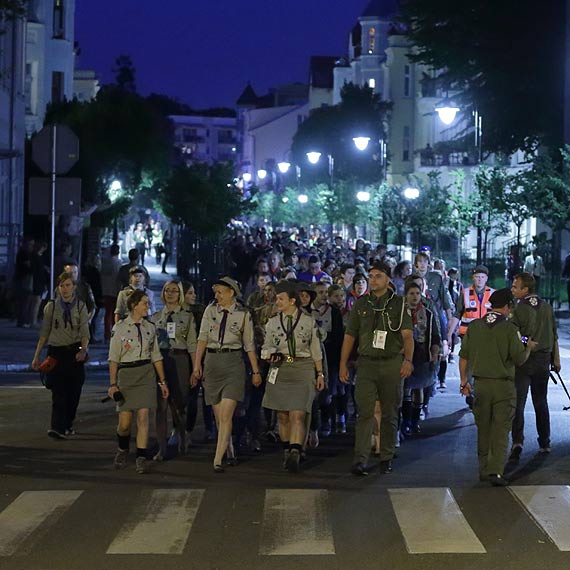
[{"xmin": 75, "ymin": 0, "xmax": 371, "ymax": 109}]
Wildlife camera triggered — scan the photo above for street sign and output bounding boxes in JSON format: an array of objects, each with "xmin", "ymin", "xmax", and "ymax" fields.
[
  {"xmin": 28, "ymin": 178, "xmax": 81, "ymax": 215},
  {"xmin": 31, "ymin": 124, "xmax": 79, "ymax": 175}
]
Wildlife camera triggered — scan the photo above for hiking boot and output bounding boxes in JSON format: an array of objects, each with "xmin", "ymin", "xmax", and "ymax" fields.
[
  {"xmin": 114, "ymin": 449, "xmax": 128, "ymax": 469},
  {"xmin": 135, "ymin": 456, "xmax": 149, "ymax": 474}
]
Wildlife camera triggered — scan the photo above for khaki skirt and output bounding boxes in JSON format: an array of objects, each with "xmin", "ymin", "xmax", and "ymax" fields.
[
  {"xmin": 203, "ymin": 351, "xmax": 246, "ymax": 405},
  {"xmin": 117, "ymin": 362, "xmax": 156, "ymax": 411},
  {"xmin": 262, "ymin": 359, "xmax": 316, "ymax": 413}
]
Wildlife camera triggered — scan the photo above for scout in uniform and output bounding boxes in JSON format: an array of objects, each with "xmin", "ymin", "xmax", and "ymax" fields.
[
  {"xmin": 193, "ymin": 277, "xmax": 261, "ymax": 473},
  {"xmin": 114, "ymin": 266, "xmax": 155, "ymax": 323},
  {"xmin": 108, "ymin": 289, "xmax": 169, "ymax": 474},
  {"xmin": 151, "ymin": 280, "xmax": 197, "ymax": 459},
  {"xmin": 340, "ymin": 262, "xmax": 414, "ymax": 476},
  {"xmin": 261, "ymin": 280, "xmax": 324, "ymax": 473},
  {"xmin": 459, "ymin": 288, "xmax": 535, "ymax": 486},
  {"xmin": 32, "ymin": 271, "xmax": 90, "ymax": 439},
  {"xmin": 509, "ymin": 272, "xmax": 561, "ymax": 461}
]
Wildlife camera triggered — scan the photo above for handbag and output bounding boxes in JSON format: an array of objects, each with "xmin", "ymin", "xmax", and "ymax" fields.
[{"xmin": 38, "ymin": 356, "xmax": 58, "ymax": 374}]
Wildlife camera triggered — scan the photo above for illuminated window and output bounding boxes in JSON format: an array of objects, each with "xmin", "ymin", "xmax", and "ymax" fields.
[
  {"xmin": 404, "ymin": 64, "xmax": 411, "ymax": 97},
  {"xmin": 368, "ymin": 78, "xmax": 376, "ymax": 89},
  {"xmin": 368, "ymin": 27, "xmax": 376, "ymax": 54}
]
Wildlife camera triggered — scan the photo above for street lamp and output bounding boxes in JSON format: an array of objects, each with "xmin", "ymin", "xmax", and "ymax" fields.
[
  {"xmin": 435, "ymin": 99, "xmax": 460, "ymax": 126},
  {"xmin": 242, "ymin": 172, "xmax": 252, "ymax": 183},
  {"xmin": 298, "ymin": 194, "xmax": 308, "ymax": 204},
  {"xmin": 257, "ymin": 169, "xmax": 267, "ymax": 180},
  {"xmin": 356, "ymin": 191, "xmax": 371, "ymax": 202},
  {"xmin": 403, "ymin": 187, "xmax": 420, "ymax": 200},
  {"xmin": 306, "ymin": 151, "xmax": 321, "ymax": 165},
  {"xmin": 353, "ymin": 136, "xmax": 371, "ymax": 151},
  {"xmin": 278, "ymin": 161, "xmax": 291, "ymax": 174}
]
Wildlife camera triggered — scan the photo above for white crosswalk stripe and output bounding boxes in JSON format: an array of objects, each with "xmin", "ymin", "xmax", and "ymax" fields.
[
  {"xmin": 0, "ymin": 490, "xmax": 82, "ymax": 556},
  {"xmin": 106, "ymin": 489, "xmax": 204, "ymax": 554},
  {"xmin": 259, "ymin": 489, "xmax": 335, "ymax": 555},
  {"xmin": 389, "ymin": 488, "xmax": 486, "ymax": 554},
  {"xmin": 510, "ymin": 485, "xmax": 570, "ymax": 551}
]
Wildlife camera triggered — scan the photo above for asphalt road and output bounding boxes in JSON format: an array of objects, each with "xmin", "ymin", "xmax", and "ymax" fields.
[{"xmin": 1, "ymin": 361, "xmax": 570, "ymax": 570}]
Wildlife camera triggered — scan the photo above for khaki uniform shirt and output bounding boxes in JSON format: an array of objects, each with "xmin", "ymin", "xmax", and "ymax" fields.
[
  {"xmin": 459, "ymin": 312, "xmax": 528, "ymax": 379},
  {"xmin": 198, "ymin": 302, "xmax": 255, "ymax": 352},
  {"xmin": 346, "ymin": 292, "xmax": 413, "ymax": 359},
  {"xmin": 522, "ymin": 296, "xmax": 557, "ymax": 353},
  {"xmin": 40, "ymin": 298, "xmax": 90, "ymax": 346},
  {"xmin": 109, "ymin": 316, "xmax": 162, "ymax": 363},
  {"xmin": 114, "ymin": 286, "xmax": 155, "ymax": 320},
  {"xmin": 262, "ymin": 311, "xmax": 322, "ymax": 360},
  {"xmin": 510, "ymin": 297, "xmax": 538, "ymax": 339},
  {"xmin": 151, "ymin": 306, "xmax": 197, "ymax": 353}
]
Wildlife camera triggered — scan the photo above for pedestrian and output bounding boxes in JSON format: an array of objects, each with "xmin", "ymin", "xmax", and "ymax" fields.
[
  {"xmin": 261, "ymin": 280, "xmax": 324, "ymax": 473},
  {"xmin": 31, "ymin": 271, "xmax": 90, "ymax": 439},
  {"xmin": 62, "ymin": 262, "xmax": 96, "ymax": 324},
  {"xmin": 133, "ymin": 223, "xmax": 147, "ymax": 266},
  {"xmin": 340, "ymin": 262, "xmax": 414, "ymax": 476},
  {"xmin": 459, "ymin": 288, "xmax": 535, "ymax": 486},
  {"xmin": 523, "ymin": 246, "xmax": 545, "ymax": 293},
  {"xmin": 82, "ymin": 254, "xmax": 103, "ymax": 343},
  {"xmin": 100, "ymin": 244, "xmax": 122, "ymax": 342},
  {"xmin": 192, "ymin": 277, "xmax": 261, "ymax": 472},
  {"xmin": 118, "ymin": 248, "xmax": 150, "ymax": 289},
  {"xmin": 509, "ymin": 272, "xmax": 561, "ymax": 462},
  {"xmin": 115, "ymin": 266, "xmax": 155, "ymax": 323},
  {"xmin": 107, "ymin": 289, "xmax": 169, "ymax": 474},
  {"xmin": 151, "ymin": 281, "xmax": 197, "ymax": 460}
]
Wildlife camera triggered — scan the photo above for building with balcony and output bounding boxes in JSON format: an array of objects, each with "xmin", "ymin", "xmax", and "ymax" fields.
[{"xmin": 73, "ymin": 68, "xmax": 100, "ymax": 102}]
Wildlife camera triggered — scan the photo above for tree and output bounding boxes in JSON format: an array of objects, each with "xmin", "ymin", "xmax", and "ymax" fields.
[
  {"xmin": 0, "ymin": 0, "xmax": 25, "ymax": 18},
  {"xmin": 156, "ymin": 163, "xmax": 252, "ymax": 238},
  {"xmin": 113, "ymin": 55, "xmax": 136, "ymax": 93},
  {"xmin": 401, "ymin": 0, "xmax": 565, "ymax": 155}
]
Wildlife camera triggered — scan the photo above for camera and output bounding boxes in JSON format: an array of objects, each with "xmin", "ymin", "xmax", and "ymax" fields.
[{"xmin": 113, "ymin": 390, "xmax": 125, "ymax": 403}]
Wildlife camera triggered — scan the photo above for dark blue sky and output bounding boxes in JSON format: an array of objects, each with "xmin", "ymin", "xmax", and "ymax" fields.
[{"xmin": 75, "ymin": 0, "xmax": 371, "ymax": 109}]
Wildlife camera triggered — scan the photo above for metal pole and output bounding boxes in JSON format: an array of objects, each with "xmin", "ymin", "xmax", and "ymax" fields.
[{"xmin": 50, "ymin": 124, "xmax": 57, "ymax": 296}]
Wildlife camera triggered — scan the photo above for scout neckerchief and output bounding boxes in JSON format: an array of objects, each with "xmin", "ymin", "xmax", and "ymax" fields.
[
  {"xmin": 218, "ymin": 308, "xmax": 229, "ymax": 347},
  {"xmin": 133, "ymin": 322, "xmax": 144, "ymax": 357},
  {"xmin": 280, "ymin": 309, "xmax": 302, "ymax": 357},
  {"xmin": 484, "ymin": 311, "xmax": 505, "ymax": 328},
  {"xmin": 522, "ymin": 294, "xmax": 541, "ymax": 310},
  {"xmin": 58, "ymin": 296, "xmax": 77, "ymax": 328}
]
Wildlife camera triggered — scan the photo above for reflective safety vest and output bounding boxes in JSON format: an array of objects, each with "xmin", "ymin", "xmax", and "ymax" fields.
[{"xmin": 459, "ymin": 286, "xmax": 494, "ymax": 336}]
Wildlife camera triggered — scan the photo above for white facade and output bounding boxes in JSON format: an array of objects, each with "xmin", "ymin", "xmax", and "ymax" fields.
[
  {"xmin": 0, "ymin": 13, "xmax": 26, "ymax": 272},
  {"xmin": 73, "ymin": 69, "xmax": 100, "ymax": 102},
  {"xmin": 25, "ymin": 0, "xmax": 75, "ymax": 135},
  {"xmin": 169, "ymin": 115, "xmax": 237, "ymax": 165}
]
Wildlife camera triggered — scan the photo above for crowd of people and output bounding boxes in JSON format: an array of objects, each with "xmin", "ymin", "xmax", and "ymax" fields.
[{"xmin": 29, "ymin": 229, "xmax": 561, "ymax": 483}]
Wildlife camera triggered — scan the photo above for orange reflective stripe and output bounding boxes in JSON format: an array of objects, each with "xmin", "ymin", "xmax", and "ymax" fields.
[{"xmin": 458, "ymin": 287, "xmax": 494, "ymax": 336}]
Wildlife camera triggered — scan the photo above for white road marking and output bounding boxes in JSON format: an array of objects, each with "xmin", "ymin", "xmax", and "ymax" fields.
[
  {"xmin": 389, "ymin": 488, "xmax": 486, "ymax": 554},
  {"xmin": 510, "ymin": 485, "xmax": 570, "ymax": 551},
  {"xmin": 106, "ymin": 489, "xmax": 204, "ymax": 555},
  {"xmin": 260, "ymin": 489, "xmax": 335, "ymax": 555},
  {"xmin": 0, "ymin": 490, "xmax": 83, "ymax": 556}
]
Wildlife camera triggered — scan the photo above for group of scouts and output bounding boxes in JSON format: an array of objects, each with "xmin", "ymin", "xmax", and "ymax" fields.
[{"xmin": 31, "ymin": 251, "xmax": 560, "ymax": 484}]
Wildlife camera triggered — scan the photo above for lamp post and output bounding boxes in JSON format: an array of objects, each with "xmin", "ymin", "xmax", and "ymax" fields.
[{"xmin": 398, "ymin": 187, "xmax": 420, "ymax": 257}]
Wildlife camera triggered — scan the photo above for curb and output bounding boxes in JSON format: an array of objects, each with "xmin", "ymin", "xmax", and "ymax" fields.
[{"xmin": 0, "ymin": 361, "xmax": 108, "ymax": 374}]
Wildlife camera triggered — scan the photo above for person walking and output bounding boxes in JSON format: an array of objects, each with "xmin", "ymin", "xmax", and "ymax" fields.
[
  {"xmin": 459, "ymin": 288, "xmax": 535, "ymax": 486},
  {"xmin": 115, "ymin": 267, "xmax": 155, "ymax": 323},
  {"xmin": 107, "ymin": 290, "xmax": 169, "ymax": 474},
  {"xmin": 101, "ymin": 244, "xmax": 122, "ymax": 342},
  {"xmin": 31, "ymin": 272, "xmax": 90, "ymax": 439},
  {"xmin": 340, "ymin": 262, "xmax": 414, "ymax": 476}
]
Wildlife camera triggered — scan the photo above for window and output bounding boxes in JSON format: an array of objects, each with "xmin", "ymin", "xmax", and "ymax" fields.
[
  {"xmin": 51, "ymin": 71, "xmax": 64, "ymax": 104},
  {"xmin": 404, "ymin": 64, "xmax": 411, "ymax": 97},
  {"xmin": 403, "ymin": 126, "xmax": 411, "ymax": 161},
  {"xmin": 368, "ymin": 78, "xmax": 376, "ymax": 89},
  {"xmin": 368, "ymin": 27, "xmax": 376, "ymax": 54},
  {"xmin": 53, "ymin": 0, "xmax": 65, "ymax": 39}
]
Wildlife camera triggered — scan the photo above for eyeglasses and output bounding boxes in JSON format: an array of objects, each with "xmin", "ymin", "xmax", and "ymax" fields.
[{"xmin": 164, "ymin": 289, "xmax": 180, "ymax": 294}]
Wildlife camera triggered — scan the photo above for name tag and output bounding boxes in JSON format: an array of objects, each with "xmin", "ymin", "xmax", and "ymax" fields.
[
  {"xmin": 373, "ymin": 329, "xmax": 387, "ymax": 350},
  {"xmin": 267, "ymin": 367, "xmax": 279, "ymax": 384},
  {"xmin": 167, "ymin": 322, "xmax": 176, "ymax": 339}
]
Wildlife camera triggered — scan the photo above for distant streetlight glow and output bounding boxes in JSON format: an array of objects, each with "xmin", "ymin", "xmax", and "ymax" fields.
[
  {"xmin": 435, "ymin": 100, "xmax": 460, "ymax": 125},
  {"xmin": 356, "ymin": 191, "xmax": 371, "ymax": 202},
  {"xmin": 353, "ymin": 137, "xmax": 371, "ymax": 151},
  {"xmin": 404, "ymin": 187, "xmax": 420, "ymax": 200},
  {"xmin": 298, "ymin": 194, "xmax": 309, "ymax": 204},
  {"xmin": 282, "ymin": 196, "xmax": 289, "ymax": 203},
  {"xmin": 306, "ymin": 152, "xmax": 321, "ymax": 164},
  {"xmin": 257, "ymin": 169, "xmax": 267, "ymax": 180},
  {"xmin": 278, "ymin": 161, "xmax": 291, "ymax": 173},
  {"xmin": 242, "ymin": 172, "xmax": 252, "ymax": 183}
]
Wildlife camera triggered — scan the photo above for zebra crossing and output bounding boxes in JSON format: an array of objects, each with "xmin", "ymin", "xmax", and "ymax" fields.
[{"xmin": 0, "ymin": 486, "xmax": 569, "ymax": 557}]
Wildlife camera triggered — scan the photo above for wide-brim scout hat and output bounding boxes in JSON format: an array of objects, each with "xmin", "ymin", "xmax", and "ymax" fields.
[
  {"xmin": 274, "ymin": 279, "xmax": 299, "ymax": 296},
  {"xmin": 295, "ymin": 281, "xmax": 317, "ymax": 302},
  {"xmin": 212, "ymin": 276, "xmax": 241, "ymax": 297}
]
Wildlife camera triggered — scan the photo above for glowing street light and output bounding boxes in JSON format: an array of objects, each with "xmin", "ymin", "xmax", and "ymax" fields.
[
  {"xmin": 242, "ymin": 172, "xmax": 252, "ymax": 183},
  {"xmin": 353, "ymin": 137, "xmax": 371, "ymax": 151},
  {"xmin": 282, "ymin": 196, "xmax": 289, "ymax": 203},
  {"xmin": 356, "ymin": 191, "xmax": 371, "ymax": 202},
  {"xmin": 404, "ymin": 187, "xmax": 420, "ymax": 200},
  {"xmin": 257, "ymin": 169, "xmax": 267, "ymax": 180},
  {"xmin": 298, "ymin": 194, "xmax": 308, "ymax": 204},
  {"xmin": 435, "ymin": 99, "xmax": 460, "ymax": 126},
  {"xmin": 278, "ymin": 161, "xmax": 291, "ymax": 173},
  {"xmin": 306, "ymin": 151, "xmax": 321, "ymax": 164}
]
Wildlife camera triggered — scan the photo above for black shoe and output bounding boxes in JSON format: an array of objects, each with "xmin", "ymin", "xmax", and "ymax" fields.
[
  {"xmin": 489, "ymin": 474, "xmax": 509, "ymax": 487},
  {"xmin": 351, "ymin": 462, "xmax": 369, "ymax": 476},
  {"xmin": 286, "ymin": 449, "xmax": 301, "ymax": 473},
  {"xmin": 47, "ymin": 429, "xmax": 67, "ymax": 440},
  {"xmin": 508, "ymin": 445, "xmax": 522, "ymax": 462},
  {"xmin": 380, "ymin": 460, "xmax": 393, "ymax": 474}
]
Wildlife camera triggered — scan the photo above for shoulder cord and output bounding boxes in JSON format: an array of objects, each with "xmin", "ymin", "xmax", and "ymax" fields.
[{"xmin": 368, "ymin": 291, "xmax": 405, "ymax": 332}]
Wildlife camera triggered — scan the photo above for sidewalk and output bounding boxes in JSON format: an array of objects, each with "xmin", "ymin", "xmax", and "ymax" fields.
[{"xmin": 0, "ymin": 262, "xmax": 176, "ymax": 373}]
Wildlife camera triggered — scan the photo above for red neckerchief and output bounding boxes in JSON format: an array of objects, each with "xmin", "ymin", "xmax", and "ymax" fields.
[{"xmin": 410, "ymin": 301, "xmax": 424, "ymax": 326}]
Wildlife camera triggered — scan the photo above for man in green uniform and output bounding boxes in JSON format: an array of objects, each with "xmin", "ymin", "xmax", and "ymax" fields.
[
  {"xmin": 509, "ymin": 272, "xmax": 561, "ymax": 461},
  {"xmin": 459, "ymin": 289, "xmax": 535, "ymax": 486},
  {"xmin": 340, "ymin": 262, "xmax": 414, "ymax": 476}
]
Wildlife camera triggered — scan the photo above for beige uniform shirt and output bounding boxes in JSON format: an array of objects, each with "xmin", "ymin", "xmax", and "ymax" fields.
[
  {"xmin": 198, "ymin": 302, "xmax": 255, "ymax": 352},
  {"xmin": 262, "ymin": 311, "xmax": 322, "ymax": 360},
  {"xmin": 109, "ymin": 316, "xmax": 162, "ymax": 363},
  {"xmin": 40, "ymin": 298, "xmax": 90, "ymax": 346},
  {"xmin": 151, "ymin": 306, "xmax": 197, "ymax": 353},
  {"xmin": 114, "ymin": 286, "xmax": 155, "ymax": 320}
]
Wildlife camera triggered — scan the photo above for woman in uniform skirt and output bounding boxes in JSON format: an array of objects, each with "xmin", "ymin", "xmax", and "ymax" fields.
[
  {"xmin": 108, "ymin": 290, "xmax": 169, "ymax": 474},
  {"xmin": 32, "ymin": 271, "xmax": 90, "ymax": 439},
  {"xmin": 193, "ymin": 277, "xmax": 261, "ymax": 472},
  {"xmin": 261, "ymin": 280, "xmax": 324, "ymax": 473},
  {"xmin": 151, "ymin": 281, "xmax": 197, "ymax": 460}
]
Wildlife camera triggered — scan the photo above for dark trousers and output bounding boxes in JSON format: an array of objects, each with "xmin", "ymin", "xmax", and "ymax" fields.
[
  {"xmin": 512, "ymin": 352, "xmax": 551, "ymax": 448},
  {"xmin": 103, "ymin": 296, "xmax": 117, "ymax": 341},
  {"xmin": 46, "ymin": 345, "xmax": 85, "ymax": 433}
]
